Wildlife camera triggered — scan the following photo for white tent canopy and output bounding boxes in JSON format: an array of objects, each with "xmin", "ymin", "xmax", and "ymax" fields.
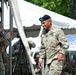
[
  {"xmin": 4, "ymin": 0, "xmax": 76, "ymax": 53},
  {"xmin": 4, "ymin": 0, "xmax": 76, "ymax": 29}
]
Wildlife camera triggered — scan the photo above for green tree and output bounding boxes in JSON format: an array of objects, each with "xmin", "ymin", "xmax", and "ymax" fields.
[
  {"xmin": 69, "ymin": 0, "xmax": 76, "ymax": 19},
  {"xmin": 25, "ymin": 0, "xmax": 70, "ymax": 17}
]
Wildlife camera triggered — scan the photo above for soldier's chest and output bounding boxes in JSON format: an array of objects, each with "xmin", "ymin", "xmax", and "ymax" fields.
[{"xmin": 42, "ymin": 32, "xmax": 58, "ymax": 47}]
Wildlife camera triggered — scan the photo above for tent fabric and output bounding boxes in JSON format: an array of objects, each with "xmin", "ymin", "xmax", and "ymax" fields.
[
  {"xmin": 4, "ymin": 0, "xmax": 76, "ymax": 52},
  {"xmin": 9, "ymin": 27, "xmax": 76, "ymax": 37},
  {"xmin": 62, "ymin": 28, "xmax": 76, "ymax": 35},
  {"xmin": 4, "ymin": 0, "xmax": 76, "ymax": 29}
]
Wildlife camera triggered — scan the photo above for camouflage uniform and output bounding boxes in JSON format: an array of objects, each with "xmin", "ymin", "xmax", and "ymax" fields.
[
  {"xmin": 39, "ymin": 26, "xmax": 69, "ymax": 75},
  {"xmin": 0, "ymin": 30, "xmax": 6, "ymax": 75},
  {"xmin": 0, "ymin": 54, "xmax": 5, "ymax": 75},
  {"xmin": 0, "ymin": 22, "xmax": 8, "ymax": 75},
  {"xmin": 0, "ymin": 8, "xmax": 8, "ymax": 75},
  {"xmin": 12, "ymin": 39, "xmax": 36, "ymax": 75}
]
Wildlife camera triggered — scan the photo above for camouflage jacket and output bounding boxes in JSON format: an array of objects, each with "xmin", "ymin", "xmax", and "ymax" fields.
[
  {"xmin": 39, "ymin": 26, "xmax": 69, "ymax": 64},
  {"xmin": 0, "ymin": 34, "xmax": 5, "ymax": 54}
]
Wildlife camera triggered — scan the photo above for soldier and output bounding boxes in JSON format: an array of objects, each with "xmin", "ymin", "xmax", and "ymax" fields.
[
  {"xmin": 0, "ymin": 8, "xmax": 12, "ymax": 75},
  {"xmin": 38, "ymin": 14, "xmax": 69, "ymax": 75},
  {"xmin": 12, "ymin": 37, "xmax": 36, "ymax": 75}
]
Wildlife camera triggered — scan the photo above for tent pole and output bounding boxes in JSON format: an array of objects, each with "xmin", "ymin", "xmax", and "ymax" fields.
[
  {"xmin": 9, "ymin": 6, "xmax": 13, "ymax": 75},
  {"xmin": 1, "ymin": 0, "xmax": 4, "ymax": 27},
  {"xmin": 38, "ymin": 26, "xmax": 43, "ymax": 37},
  {"xmin": 9, "ymin": 0, "xmax": 35, "ymax": 75},
  {"xmin": 42, "ymin": 59, "xmax": 45, "ymax": 75}
]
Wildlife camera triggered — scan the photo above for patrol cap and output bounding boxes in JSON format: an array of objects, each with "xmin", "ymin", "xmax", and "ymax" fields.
[{"xmin": 39, "ymin": 14, "xmax": 51, "ymax": 23}]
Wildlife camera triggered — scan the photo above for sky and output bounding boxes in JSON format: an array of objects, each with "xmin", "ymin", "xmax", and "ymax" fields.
[{"xmin": 66, "ymin": 34, "xmax": 76, "ymax": 45}]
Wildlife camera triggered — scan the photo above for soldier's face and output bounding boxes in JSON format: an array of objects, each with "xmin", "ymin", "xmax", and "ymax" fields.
[{"xmin": 41, "ymin": 19, "xmax": 52, "ymax": 30}]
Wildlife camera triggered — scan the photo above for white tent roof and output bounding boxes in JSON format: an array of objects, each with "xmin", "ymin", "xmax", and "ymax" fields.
[{"xmin": 4, "ymin": 0, "xmax": 76, "ymax": 29}]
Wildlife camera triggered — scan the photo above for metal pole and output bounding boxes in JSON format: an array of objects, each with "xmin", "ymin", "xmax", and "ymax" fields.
[
  {"xmin": 9, "ymin": 6, "xmax": 13, "ymax": 75},
  {"xmin": 1, "ymin": 0, "xmax": 4, "ymax": 27},
  {"xmin": 42, "ymin": 59, "xmax": 45, "ymax": 75},
  {"xmin": 9, "ymin": 0, "xmax": 35, "ymax": 75}
]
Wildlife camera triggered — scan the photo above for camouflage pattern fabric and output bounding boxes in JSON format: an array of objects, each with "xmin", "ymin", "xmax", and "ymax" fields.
[
  {"xmin": 0, "ymin": 11, "xmax": 8, "ymax": 74},
  {"xmin": 12, "ymin": 39, "xmax": 35, "ymax": 75},
  {"xmin": 0, "ymin": 35, "xmax": 6, "ymax": 75},
  {"xmin": 0, "ymin": 27, "xmax": 8, "ymax": 75},
  {"xmin": 45, "ymin": 59, "xmax": 63, "ymax": 75},
  {"xmin": 0, "ymin": 54, "xmax": 5, "ymax": 75},
  {"xmin": 39, "ymin": 26, "xmax": 69, "ymax": 75}
]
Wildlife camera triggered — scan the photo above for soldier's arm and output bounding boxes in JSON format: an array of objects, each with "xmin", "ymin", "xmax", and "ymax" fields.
[
  {"xmin": 56, "ymin": 29, "xmax": 69, "ymax": 57},
  {"xmin": 1, "ymin": 30, "xmax": 13, "ymax": 47},
  {"xmin": 57, "ymin": 29, "xmax": 69, "ymax": 49},
  {"xmin": 56, "ymin": 29, "xmax": 69, "ymax": 61}
]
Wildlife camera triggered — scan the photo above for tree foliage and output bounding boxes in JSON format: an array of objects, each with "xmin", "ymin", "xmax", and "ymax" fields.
[
  {"xmin": 25, "ymin": 0, "xmax": 70, "ymax": 17},
  {"xmin": 69, "ymin": 0, "xmax": 76, "ymax": 19}
]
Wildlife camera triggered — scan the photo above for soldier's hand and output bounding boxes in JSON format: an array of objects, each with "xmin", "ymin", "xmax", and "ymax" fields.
[
  {"xmin": 57, "ymin": 53, "xmax": 64, "ymax": 61},
  {"xmin": 38, "ymin": 58, "xmax": 42, "ymax": 69}
]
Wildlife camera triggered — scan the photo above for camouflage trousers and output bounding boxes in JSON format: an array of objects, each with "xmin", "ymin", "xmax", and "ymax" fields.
[
  {"xmin": 0, "ymin": 54, "xmax": 5, "ymax": 75},
  {"xmin": 45, "ymin": 59, "xmax": 63, "ymax": 75}
]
